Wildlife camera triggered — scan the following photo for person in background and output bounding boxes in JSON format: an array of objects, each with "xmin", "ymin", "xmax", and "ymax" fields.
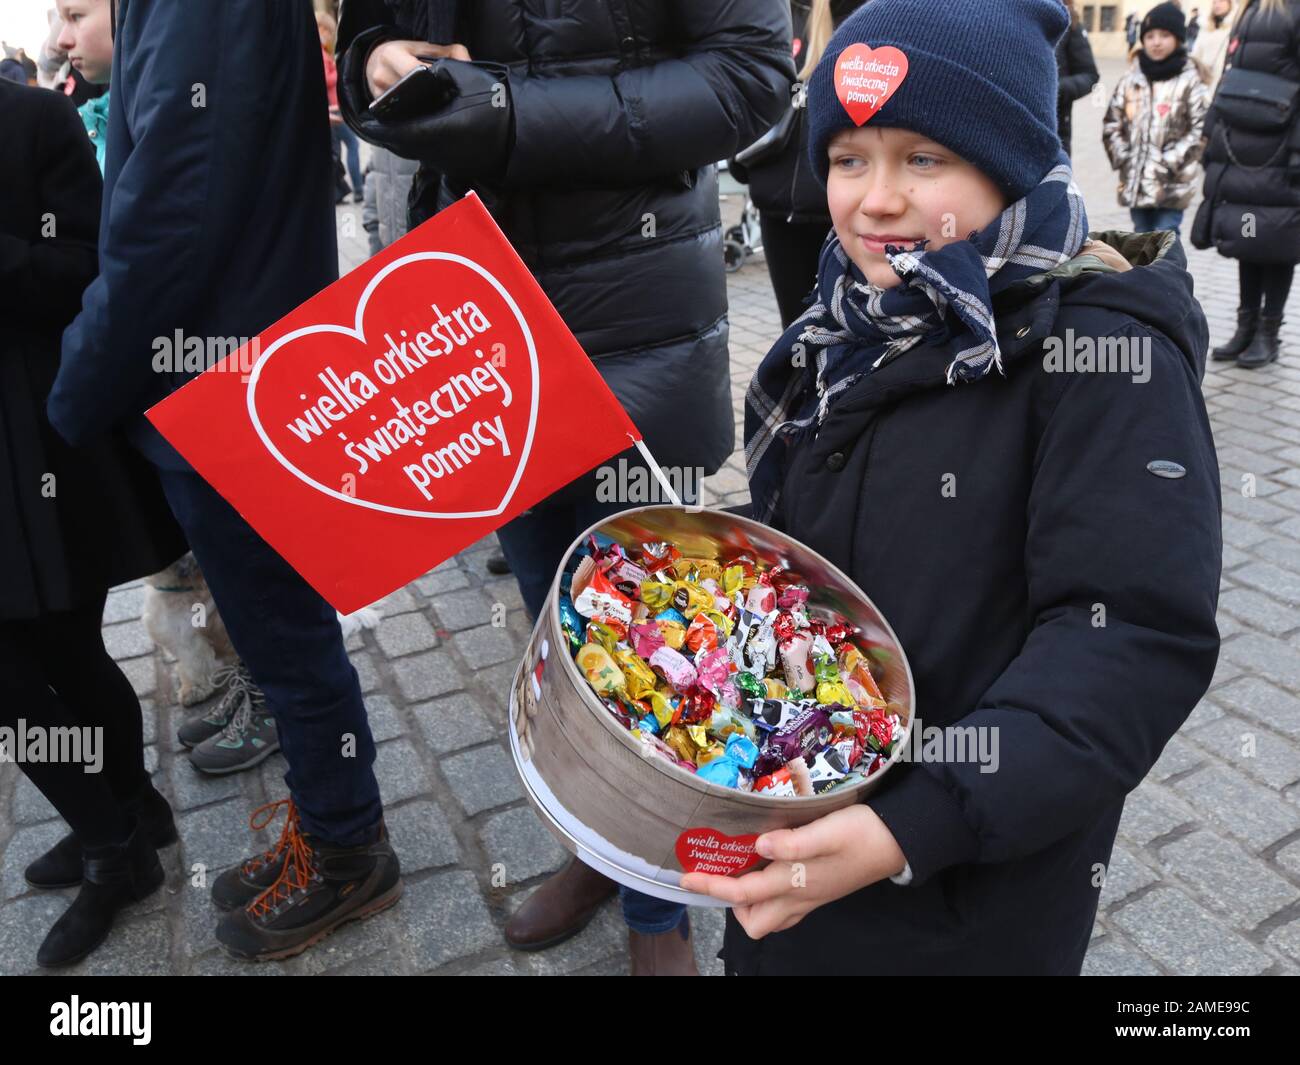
[
  {"xmin": 1194, "ymin": 0, "xmax": 1300, "ymax": 368},
  {"xmin": 1056, "ymin": 2, "xmax": 1100, "ymax": 157},
  {"xmin": 1189, "ymin": 6, "xmax": 1203, "ymax": 46},
  {"xmin": 1103, "ymin": 3, "xmax": 1211, "ymax": 236},
  {"xmin": 1127, "ymin": 10, "xmax": 1142, "ymax": 48},
  {"xmin": 1, "ymin": 76, "xmax": 186, "ymax": 969},
  {"xmin": 55, "ymin": 0, "xmax": 113, "ymax": 173},
  {"xmin": 1191, "ymin": 0, "xmax": 1238, "ymax": 86},
  {"xmin": 337, "ymin": 0, "xmax": 793, "ymax": 976},
  {"xmin": 318, "ymin": 11, "xmax": 364, "ymax": 204},
  {"xmin": 48, "ymin": 0, "xmax": 401, "ymax": 964},
  {"xmin": 731, "ymin": 0, "xmax": 865, "ymax": 330}
]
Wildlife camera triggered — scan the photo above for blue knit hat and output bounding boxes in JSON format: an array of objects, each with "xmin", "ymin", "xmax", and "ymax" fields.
[{"xmin": 807, "ymin": 0, "xmax": 1070, "ymax": 201}]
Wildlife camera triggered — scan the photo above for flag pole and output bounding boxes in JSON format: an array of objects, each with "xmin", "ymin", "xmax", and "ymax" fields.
[{"xmin": 629, "ymin": 433, "xmax": 683, "ymax": 507}]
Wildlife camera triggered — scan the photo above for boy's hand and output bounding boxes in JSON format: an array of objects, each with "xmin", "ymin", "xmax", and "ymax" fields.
[
  {"xmin": 365, "ymin": 39, "xmax": 471, "ymax": 98},
  {"xmin": 680, "ymin": 805, "xmax": 907, "ymax": 940}
]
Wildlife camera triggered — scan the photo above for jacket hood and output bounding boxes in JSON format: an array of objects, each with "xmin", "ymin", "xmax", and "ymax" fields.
[{"xmin": 1036, "ymin": 229, "xmax": 1209, "ymax": 382}]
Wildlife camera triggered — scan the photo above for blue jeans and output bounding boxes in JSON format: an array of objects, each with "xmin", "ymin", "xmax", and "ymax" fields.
[
  {"xmin": 158, "ymin": 470, "xmax": 383, "ymax": 846},
  {"xmin": 333, "ymin": 124, "xmax": 363, "ymax": 195},
  {"xmin": 1129, "ymin": 207, "xmax": 1184, "ymax": 236},
  {"xmin": 496, "ymin": 453, "xmax": 692, "ymax": 935}
]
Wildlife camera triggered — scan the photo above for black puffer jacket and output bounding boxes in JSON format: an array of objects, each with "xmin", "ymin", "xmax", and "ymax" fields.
[
  {"xmin": 727, "ymin": 233, "xmax": 1221, "ymax": 974},
  {"xmin": 1196, "ymin": 0, "xmax": 1300, "ymax": 264},
  {"xmin": 337, "ymin": 1, "xmax": 794, "ymax": 478}
]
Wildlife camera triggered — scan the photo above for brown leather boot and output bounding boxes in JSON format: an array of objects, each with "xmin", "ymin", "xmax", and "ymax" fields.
[
  {"xmin": 629, "ymin": 916, "xmax": 700, "ymax": 976},
  {"xmin": 504, "ymin": 857, "xmax": 617, "ymax": 951}
]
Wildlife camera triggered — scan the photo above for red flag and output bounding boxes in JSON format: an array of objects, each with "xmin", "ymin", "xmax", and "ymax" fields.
[{"xmin": 148, "ymin": 193, "xmax": 640, "ymax": 613}]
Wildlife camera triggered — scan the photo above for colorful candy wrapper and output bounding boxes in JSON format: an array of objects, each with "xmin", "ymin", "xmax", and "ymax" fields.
[
  {"xmin": 754, "ymin": 766, "xmax": 796, "ymax": 796},
  {"xmin": 649, "ymin": 646, "xmax": 697, "ymax": 693},
  {"xmin": 572, "ymin": 565, "xmax": 633, "ymax": 625},
  {"xmin": 684, "ymin": 612, "xmax": 719, "ymax": 654},
  {"xmin": 630, "ymin": 621, "xmax": 666, "ymax": 659},
  {"xmin": 639, "ymin": 578, "xmax": 675, "ymax": 612},
  {"xmin": 806, "ymin": 747, "xmax": 849, "ymax": 793},
  {"xmin": 613, "ymin": 648, "xmax": 657, "ymax": 701},
  {"xmin": 559, "ymin": 596, "xmax": 584, "ymax": 650},
  {"xmin": 639, "ymin": 541, "xmax": 681, "ymax": 575},
  {"xmin": 753, "ymin": 705, "xmax": 833, "ymax": 776},
  {"xmin": 779, "ymin": 630, "xmax": 816, "ymax": 694},
  {"xmin": 576, "ymin": 643, "xmax": 624, "ymax": 696}
]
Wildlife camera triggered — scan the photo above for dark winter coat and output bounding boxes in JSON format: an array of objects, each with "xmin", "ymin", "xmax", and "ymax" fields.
[
  {"xmin": 1196, "ymin": 0, "xmax": 1300, "ymax": 264},
  {"xmin": 336, "ymin": 0, "xmax": 795, "ymax": 479},
  {"xmin": 47, "ymin": 0, "xmax": 340, "ymax": 467},
  {"xmin": 725, "ymin": 231, "xmax": 1222, "ymax": 975},
  {"xmin": 0, "ymin": 80, "xmax": 185, "ymax": 620},
  {"xmin": 1056, "ymin": 19, "xmax": 1100, "ymax": 156}
]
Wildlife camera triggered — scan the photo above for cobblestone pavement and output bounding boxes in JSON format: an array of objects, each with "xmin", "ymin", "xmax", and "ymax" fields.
[{"xmin": 3, "ymin": 59, "xmax": 1300, "ymax": 975}]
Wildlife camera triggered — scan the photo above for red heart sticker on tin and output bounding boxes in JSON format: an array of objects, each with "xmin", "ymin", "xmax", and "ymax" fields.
[
  {"xmin": 675, "ymin": 827, "xmax": 761, "ymax": 877},
  {"xmin": 834, "ymin": 44, "xmax": 909, "ymax": 125}
]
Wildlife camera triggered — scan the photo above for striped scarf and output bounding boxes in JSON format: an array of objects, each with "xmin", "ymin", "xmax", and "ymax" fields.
[{"xmin": 744, "ymin": 155, "xmax": 1087, "ymax": 526}]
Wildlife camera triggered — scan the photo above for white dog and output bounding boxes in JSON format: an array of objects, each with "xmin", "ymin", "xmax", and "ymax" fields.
[{"xmin": 142, "ymin": 553, "xmax": 382, "ymax": 705}]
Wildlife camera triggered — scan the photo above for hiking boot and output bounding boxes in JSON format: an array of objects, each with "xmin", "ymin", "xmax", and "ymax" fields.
[
  {"xmin": 1211, "ymin": 308, "xmax": 1258, "ymax": 361},
  {"xmin": 211, "ymin": 798, "xmax": 302, "ymax": 911},
  {"xmin": 25, "ymin": 781, "xmax": 177, "ymax": 890},
  {"xmin": 36, "ymin": 823, "xmax": 165, "ymax": 968},
  {"xmin": 188, "ymin": 692, "xmax": 279, "ymax": 775},
  {"xmin": 215, "ymin": 815, "xmax": 402, "ymax": 962},
  {"xmin": 177, "ymin": 663, "xmax": 261, "ymax": 749}
]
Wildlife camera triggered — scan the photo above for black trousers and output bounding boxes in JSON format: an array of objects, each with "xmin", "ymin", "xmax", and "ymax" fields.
[
  {"xmin": 0, "ymin": 591, "xmax": 146, "ymax": 847},
  {"xmin": 760, "ymin": 213, "xmax": 832, "ymax": 330},
  {"xmin": 1239, "ymin": 260, "xmax": 1296, "ymax": 317}
]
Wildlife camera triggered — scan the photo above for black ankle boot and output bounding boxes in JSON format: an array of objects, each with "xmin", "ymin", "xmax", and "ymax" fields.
[
  {"xmin": 1212, "ymin": 308, "xmax": 1259, "ymax": 361},
  {"xmin": 36, "ymin": 824, "xmax": 165, "ymax": 968},
  {"xmin": 1238, "ymin": 315, "xmax": 1282, "ymax": 369},
  {"xmin": 24, "ymin": 783, "xmax": 177, "ymax": 890}
]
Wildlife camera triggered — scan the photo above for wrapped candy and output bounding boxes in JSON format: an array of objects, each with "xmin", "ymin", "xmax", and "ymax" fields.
[
  {"xmin": 576, "ymin": 643, "xmax": 624, "ymax": 696},
  {"xmin": 649, "ymin": 646, "xmax": 697, "ymax": 692},
  {"xmin": 559, "ymin": 531, "xmax": 903, "ymax": 796}
]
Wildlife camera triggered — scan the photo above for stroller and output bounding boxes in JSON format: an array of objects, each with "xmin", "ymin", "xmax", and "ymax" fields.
[{"xmin": 718, "ymin": 160, "xmax": 763, "ymax": 273}]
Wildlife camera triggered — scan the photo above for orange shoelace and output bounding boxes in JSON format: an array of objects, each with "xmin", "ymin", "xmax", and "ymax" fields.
[
  {"xmin": 241, "ymin": 798, "xmax": 298, "ymax": 875},
  {"xmin": 244, "ymin": 799, "xmax": 319, "ymax": 919}
]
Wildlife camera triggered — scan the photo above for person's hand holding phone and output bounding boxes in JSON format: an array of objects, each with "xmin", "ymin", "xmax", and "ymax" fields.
[{"xmin": 366, "ymin": 39, "xmax": 470, "ymax": 99}]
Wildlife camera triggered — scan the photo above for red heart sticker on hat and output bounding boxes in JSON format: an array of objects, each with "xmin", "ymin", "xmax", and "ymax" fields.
[
  {"xmin": 834, "ymin": 43, "xmax": 909, "ymax": 126},
  {"xmin": 675, "ymin": 827, "xmax": 761, "ymax": 877}
]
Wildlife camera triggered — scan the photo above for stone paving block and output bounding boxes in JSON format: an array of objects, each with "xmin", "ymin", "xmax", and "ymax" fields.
[
  {"xmin": 1218, "ymin": 587, "xmax": 1300, "ymax": 636},
  {"xmin": 167, "ymin": 756, "xmax": 243, "ymax": 811},
  {"xmin": 349, "ymin": 651, "xmax": 381, "ymax": 693},
  {"xmin": 414, "ymin": 567, "xmax": 471, "ymax": 597},
  {"xmin": 363, "ymin": 693, "xmax": 406, "ymax": 742},
  {"xmin": 1110, "ymin": 888, "xmax": 1270, "ymax": 975},
  {"xmin": 411, "ymin": 692, "xmax": 497, "ymax": 754},
  {"xmin": 103, "ymin": 584, "xmax": 146, "ymax": 624},
  {"xmin": 1117, "ymin": 782, "xmax": 1198, "ymax": 847},
  {"xmin": 1082, "ymin": 934, "xmax": 1163, "ymax": 976},
  {"xmin": 478, "ymin": 806, "xmax": 566, "ymax": 883},
  {"xmin": 1267, "ymin": 918, "xmax": 1300, "ymax": 965},
  {"xmin": 431, "ymin": 589, "xmax": 495, "ymax": 631},
  {"xmin": 103, "ymin": 620, "xmax": 155, "ymax": 661},
  {"xmin": 0, "ymin": 893, "xmax": 72, "ymax": 974},
  {"xmin": 374, "ymin": 586, "xmax": 420, "ymax": 616},
  {"xmin": 384, "ymin": 799, "xmax": 461, "ymax": 872},
  {"xmin": 1170, "ymin": 763, "xmax": 1300, "ymax": 851},
  {"xmin": 1186, "ymin": 714, "xmax": 1300, "ymax": 790},
  {"xmin": 373, "ymin": 738, "xmax": 433, "ymax": 804},
  {"xmin": 1210, "ymin": 676, "xmax": 1300, "ymax": 737},
  {"xmin": 391, "ymin": 650, "xmax": 462, "ymax": 702},
  {"xmin": 1158, "ymin": 830, "xmax": 1299, "ymax": 930},
  {"xmin": 403, "ymin": 870, "xmax": 498, "ymax": 971},
  {"xmin": 374, "ymin": 612, "xmax": 439, "ymax": 658},
  {"xmin": 2, "ymin": 819, "xmax": 68, "ymax": 900},
  {"xmin": 443, "ymin": 744, "xmax": 525, "ymax": 817},
  {"xmin": 1100, "ymin": 843, "xmax": 1159, "ymax": 909},
  {"xmin": 1150, "ymin": 734, "xmax": 1204, "ymax": 782},
  {"xmin": 12, "ymin": 773, "xmax": 56, "ymax": 825},
  {"xmin": 452, "ymin": 624, "xmax": 520, "ymax": 668}
]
